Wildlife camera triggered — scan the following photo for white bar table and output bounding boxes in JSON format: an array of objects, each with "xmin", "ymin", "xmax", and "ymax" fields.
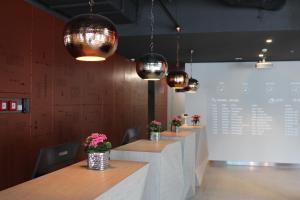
[
  {"xmin": 160, "ymin": 131, "xmax": 196, "ymax": 199},
  {"xmin": 180, "ymin": 125, "xmax": 208, "ymax": 187},
  {"xmin": 0, "ymin": 160, "xmax": 149, "ymax": 200},
  {"xmin": 110, "ymin": 139, "xmax": 184, "ymax": 200}
]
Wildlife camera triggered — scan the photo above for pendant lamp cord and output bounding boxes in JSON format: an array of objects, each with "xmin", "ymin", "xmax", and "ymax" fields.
[
  {"xmin": 176, "ymin": 27, "xmax": 181, "ymax": 69},
  {"xmin": 89, "ymin": 0, "xmax": 95, "ymax": 13},
  {"xmin": 149, "ymin": 0, "xmax": 155, "ymax": 53},
  {"xmin": 190, "ymin": 49, "xmax": 194, "ymax": 78}
]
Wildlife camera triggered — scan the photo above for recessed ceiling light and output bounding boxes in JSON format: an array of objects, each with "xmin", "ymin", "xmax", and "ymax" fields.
[
  {"xmin": 235, "ymin": 57, "xmax": 243, "ymax": 61},
  {"xmin": 259, "ymin": 54, "xmax": 264, "ymax": 58},
  {"xmin": 266, "ymin": 39, "xmax": 273, "ymax": 43}
]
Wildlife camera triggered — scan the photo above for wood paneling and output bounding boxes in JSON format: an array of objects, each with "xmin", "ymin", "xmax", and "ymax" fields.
[
  {"xmin": 155, "ymin": 78, "xmax": 168, "ymax": 130},
  {"xmin": 0, "ymin": 0, "xmax": 163, "ymax": 190}
]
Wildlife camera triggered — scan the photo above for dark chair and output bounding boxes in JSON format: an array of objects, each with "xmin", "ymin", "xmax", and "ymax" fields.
[
  {"xmin": 31, "ymin": 142, "xmax": 80, "ymax": 179},
  {"xmin": 121, "ymin": 128, "xmax": 139, "ymax": 145}
]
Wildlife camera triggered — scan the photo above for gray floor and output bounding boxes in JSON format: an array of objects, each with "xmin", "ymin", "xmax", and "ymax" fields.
[{"xmin": 192, "ymin": 163, "xmax": 300, "ymax": 200}]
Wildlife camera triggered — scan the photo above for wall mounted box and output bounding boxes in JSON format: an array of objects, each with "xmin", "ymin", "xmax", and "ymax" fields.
[
  {"xmin": 0, "ymin": 98, "xmax": 30, "ymax": 114},
  {"xmin": 0, "ymin": 101, "xmax": 7, "ymax": 111},
  {"xmin": 8, "ymin": 101, "xmax": 17, "ymax": 111}
]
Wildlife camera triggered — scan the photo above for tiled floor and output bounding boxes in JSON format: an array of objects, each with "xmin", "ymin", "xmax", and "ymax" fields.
[{"xmin": 192, "ymin": 163, "xmax": 300, "ymax": 200}]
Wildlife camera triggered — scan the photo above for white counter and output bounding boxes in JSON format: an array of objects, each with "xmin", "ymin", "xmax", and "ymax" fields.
[
  {"xmin": 160, "ymin": 131, "xmax": 196, "ymax": 199},
  {"xmin": 110, "ymin": 139, "xmax": 184, "ymax": 200},
  {"xmin": 180, "ymin": 125, "xmax": 208, "ymax": 187}
]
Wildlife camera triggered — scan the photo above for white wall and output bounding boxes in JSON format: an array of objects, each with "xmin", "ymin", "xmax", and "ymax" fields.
[
  {"xmin": 184, "ymin": 61, "xmax": 300, "ymax": 164},
  {"xmin": 167, "ymin": 87, "xmax": 186, "ymax": 130}
]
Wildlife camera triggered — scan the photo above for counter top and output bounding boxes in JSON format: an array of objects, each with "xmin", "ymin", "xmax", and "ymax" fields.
[
  {"xmin": 160, "ymin": 131, "xmax": 192, "ymax": 137},
  {"xmin": 113, "ymin": 139, "xmax": 176, "ymax": 153},
  {"xmin": 0, "ymin": 160, "xmax": 148, "ymax": 200},
  {"xmin": 180, "ymin": 124, "xmax": 202, "ymax": 129}
]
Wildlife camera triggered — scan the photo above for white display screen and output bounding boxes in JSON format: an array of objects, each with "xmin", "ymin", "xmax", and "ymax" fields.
[{"xmin": 185, "ymin": 62, "xmax": 300, "ymax": 164}]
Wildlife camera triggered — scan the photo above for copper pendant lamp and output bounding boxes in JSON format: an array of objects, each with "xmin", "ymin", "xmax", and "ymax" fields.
[
  {"xmin": 63, "ymin": 0, "xmax": 118, "ymax": 61},
  {"xmin": 166, "ymin": 27, "xmax": 189, "ymax": 89},
  {"xmin": 136, "ymin": 0, "xmax": 168, "ymax": 80}
]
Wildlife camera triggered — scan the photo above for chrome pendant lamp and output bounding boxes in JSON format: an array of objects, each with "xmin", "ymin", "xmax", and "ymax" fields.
[
  {"xmin": 136, "ymin": 0, "xmax": 168, "ymax": 80},
  {"xmin": 166, "ymin": 27, "xmax": 189, "ymax": 89},
  {"xmin": 63, "ymin": 0, "xmax": 118, "ymax": 61},
  {"xmin": 185, "ymin": 78, "xmax": 199, "ymax": 93}
]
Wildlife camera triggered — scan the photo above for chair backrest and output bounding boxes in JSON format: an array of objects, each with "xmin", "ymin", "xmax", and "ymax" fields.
[
  {"xmin": 31, "ymin": 142, "xmax": 80, "ymax": 179},
  {"xmin": 121, "ymin": 128, "xmax": 139, "ymax": 145}
]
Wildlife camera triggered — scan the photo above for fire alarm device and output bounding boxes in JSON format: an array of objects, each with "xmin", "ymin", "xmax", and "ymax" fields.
[
  {"xmin": 8, "ymin": 101, "xmax": 17, "ymax": 111},
  {"xmin": 0, "ymin": 101, "xmax": 7, "ymax": 111}
]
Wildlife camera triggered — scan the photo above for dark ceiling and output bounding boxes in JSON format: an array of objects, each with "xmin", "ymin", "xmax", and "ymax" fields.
[
  {"xmin": 118, "ymin": 30, "xmax": 300, "ymax": 64},
  {"xmin": 25, "ymin": 0, "xmax": 138, "ymax": 24},
  {"xmin": 25, "ymin": 0, "xmax": 300, "ymax": 67}
]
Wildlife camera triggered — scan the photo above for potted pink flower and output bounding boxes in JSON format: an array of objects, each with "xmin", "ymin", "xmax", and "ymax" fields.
[
  {"xmin": 84, "ymin": 132, "xmax": 112, "ymax": 170},
  {"xmin": 191, "ymin": 115, "xmax": 200, "ymax": 125},
  {"xmin": 149, "ymin": 120, "xmax": 162, "ymax": 141},
  {"xmin": 171, "ymin": 115, "xmax": 182, "ymax": 133}
]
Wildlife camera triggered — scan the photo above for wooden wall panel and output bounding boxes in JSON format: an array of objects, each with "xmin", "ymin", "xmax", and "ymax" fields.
[
  {"xmin": 0, "ymin": 2, "xmax": 31, "ymax": 94},
  {"xmin": 0, "ymin": 0, "xmax": 154, "ymax": 190},
  {"xmin": 155, "ymin": 78, "xmax": 168, "ymax": 130}
]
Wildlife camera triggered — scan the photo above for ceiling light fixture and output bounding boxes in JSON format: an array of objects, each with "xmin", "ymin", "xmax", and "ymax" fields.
[
  {"xmin": 63, "ymin": 0, "xmax": 118, "ymax": 62},
  {"xmin": 136, "ymin": 0, "xmax": 168, "ymax": 81},
  {"xmin": 166, "ymin": 28, "xmax": 189, "ymax": 89},
  {"xmin": 266, "ymin": 39, "xmax": 273, "ymax": 43},
  {"xmin": 235, "ymin": 57, "xmax": 243, "ymax": 61}
]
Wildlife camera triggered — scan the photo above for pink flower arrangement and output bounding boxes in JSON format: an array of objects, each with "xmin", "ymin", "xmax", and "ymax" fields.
[
  {"xmin": 89, "ymin": 133, "xmax": 107, "ymax": 148},
  {"xmin": 191, "ymin": 115, "xmax": 200, "ymax": 124},
  {"xmin": 171, "ymin": 115, "xmax": 182, "ymax": 127},
  {"xmin": 149, "ymin": 120, "xmax": 162, "ymax": 132},
  {"xmin": 152, "ymin": 120, "xmax": 161, "ymax": 126},
  {"xmin": 84, "ymin": 132, "xmax": 112, "ymax": 153}
]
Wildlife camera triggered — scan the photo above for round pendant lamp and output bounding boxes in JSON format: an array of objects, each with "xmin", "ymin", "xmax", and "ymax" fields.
[
  {"xmin": 136, "ymin": 53, "xmax": 168, "ymax": 80},
  {"xmin": 166, "ymin": 27, "xmax": 189, "ymax": 89},
  {"xmin": 63, "ymin": 0, "xmax": 118, "ymax": 61},
  {"xmin": 136, "ymin": 0, "xmax": 168, "ymax": 80},
  {"xmin": 185, "ymin": 78, "xmax": 199, "ymax": 93},
  {"xmin": 167, "ymin": 70, "xmax": 189, "ymax": 89}
]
